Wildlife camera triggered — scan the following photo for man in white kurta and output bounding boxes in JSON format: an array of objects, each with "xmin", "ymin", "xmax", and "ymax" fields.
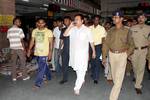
[
  {"xmin": 69, "ymin": 24, "xmax": 93, "ymax": 71},
  {"xmin": 64, "ymin": 14, "xmax": 96, "ymax": 95}
]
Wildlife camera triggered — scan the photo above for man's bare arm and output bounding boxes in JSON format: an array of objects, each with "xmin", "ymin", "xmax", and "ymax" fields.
[
  {"xmin": 27, "ymin": 37, "xmax": 35, "ymax": 57},
  {"xmin": 63, "ymin": 23, "xmax": 74, "ymax": 37},
  {"xmin": 90, "ymin": 42, "xmax": 96, "ymax": 59},
  {"xmin": 48, "ymin": 37, "xmax": 53, "ymax": 60},
  {"xmin": 21, "ymin": 39, "xmax": 26, "ymax": 51}
]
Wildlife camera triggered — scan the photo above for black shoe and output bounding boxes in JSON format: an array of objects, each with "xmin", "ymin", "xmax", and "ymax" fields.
[
  {"xmin": 148, "ymin": 74, "xmax": 150, "ymax": 80},
  {"xmin": 59, "ymin": 80, "xmax": 68, "ymax": 84},
  {"xmin": 133, "ymin": 78, "xmax": 136, "ymax": 82},
  {"xmin": 135, "ymin": 88, "xmax": 142, "ymax": 94},
  {"xmin": 94, "ymin": 80, "xmax": 98, "ymax": 84}
]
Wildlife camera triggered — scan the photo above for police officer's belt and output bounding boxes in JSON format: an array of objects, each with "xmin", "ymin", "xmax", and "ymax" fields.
[
  {"xmin": 110, "ymin": 48, "xmax": 127, "ymax": 54},
  {"xmin": 135, "ymin": 46, "xmax": 148, "ymax": 50}
]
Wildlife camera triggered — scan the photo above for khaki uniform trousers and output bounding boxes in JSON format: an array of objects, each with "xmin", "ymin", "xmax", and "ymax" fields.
[
  {"xmin": 109, "ymin": 51, "xmax": 127, "ymax": 100},
  {"xmin": 126, "ymin": 60, "xmax": 132, "ymax": 74},
  {"xmin": 107, "ymin": 59, "xmax": 112, "ymax": 80},
  {"xmin": 131, "ymin": 49, "xmax": 147, "ymax": 89}
]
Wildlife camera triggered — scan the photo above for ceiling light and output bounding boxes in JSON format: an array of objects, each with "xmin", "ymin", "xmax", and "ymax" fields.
[
  {"xmin": 61, "ymin": 8, "xmax": 67, "ymax": 11},
  {"xmin": 40, "ymin": 7, "xmax": 48, "ymax": 11},
  {"xmin": 43, "ymin": 4, "xmax": 49, "ymax": 7},
  {"xmin": 22, "ymin": 0, "xmax": 29, "ymax": 2}
]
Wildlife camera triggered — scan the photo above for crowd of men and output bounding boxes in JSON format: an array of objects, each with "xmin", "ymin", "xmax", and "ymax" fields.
[{"xmin": 6, "ymin": 10, "xmax": 150, "ymax": 100}]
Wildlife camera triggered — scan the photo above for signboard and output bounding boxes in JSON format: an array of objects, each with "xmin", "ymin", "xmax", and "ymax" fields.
[
  {"xmin": 50, "ymin": 0, "xmax": 101, "ymax": 15},
  {"xmin": 0, "ymin": 15, "xmax": 14, "ymax": 33},
  {"xmin": 0, "ymin": 15, "xmax": 14, "ymax": 26}
]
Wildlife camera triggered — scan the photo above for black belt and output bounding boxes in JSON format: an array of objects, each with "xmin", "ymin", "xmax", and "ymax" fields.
[
  {"xmin": 95, "ymin": 44, "xmax": 102, "ymax": 46},
  {"xmin": 135, "ymin": 46, "xmax": 148, "ymax": 50}
]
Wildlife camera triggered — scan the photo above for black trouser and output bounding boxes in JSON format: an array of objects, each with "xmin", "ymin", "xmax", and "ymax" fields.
[
  {"xmin": 61, "ymin": 51, "xmax": 69, "ymax": 81},
  {"xmin": 149, "ymin": 71, "xmax": 150, "ymax": 80}
]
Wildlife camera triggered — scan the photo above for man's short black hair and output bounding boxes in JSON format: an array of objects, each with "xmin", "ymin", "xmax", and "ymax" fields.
[
  {"xmin": 13, "ymin": 17, "xmax": 21, "ymax": 24},
  {"xmin": 56, "ymin": 17, "xmax": 63, "ymax": 22},
  {"xmin": 63, "ymin": 16, "xmax": 72, "ymax": 21},
  {"xmin": 105, "ymin": 21, "xmax": 112, "ymax": 25},
  {"xmin": 36, "ymin": 17, "xmax": 46, "ymax": 23},
  {"xmin": 74, "ymin": 14, "xmax": 84, "ymax": 20},
  {"xmin": 137, "ymin": 12, "xmax": 147, "ymax": 18},
  {"xmin": 93, "ymin": 15, "xmax": 101, "ymax": 19},
  {"xmin": 84, "ymin": 16, "xmax": 89, "ymax": 20},
  {"xmin": 127, "ymin": 19, "xmax": 133, "ymax": 23}
]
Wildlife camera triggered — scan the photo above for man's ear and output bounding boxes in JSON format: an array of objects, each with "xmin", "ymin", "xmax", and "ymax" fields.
[
  {"xmin": 81, "ymin": 20, "xmax": 84, "ymax": 23},
  {"xmin": 121, "ymin": 17, "xmax": 124, "ymax": 21}
]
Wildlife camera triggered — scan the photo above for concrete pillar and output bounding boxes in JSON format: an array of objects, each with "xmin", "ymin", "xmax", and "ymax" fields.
[{"xmin": 0, "ymin": 0, "xmax": 15, "ymax": 15}]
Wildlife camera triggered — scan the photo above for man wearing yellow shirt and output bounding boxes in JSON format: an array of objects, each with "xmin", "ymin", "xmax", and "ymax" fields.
[
  {"xmin": 27, "ymin": 18, "xmax": 53, "ymax": 89},
  {"xmin": 89, "ymin": 15, "xmax": 107, "ymax": 84}
]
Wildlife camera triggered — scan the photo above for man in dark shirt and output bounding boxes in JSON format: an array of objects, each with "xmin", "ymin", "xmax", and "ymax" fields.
[{"xmin": 59, "ymin": 16, "xmax": 72, "ymax": 84}]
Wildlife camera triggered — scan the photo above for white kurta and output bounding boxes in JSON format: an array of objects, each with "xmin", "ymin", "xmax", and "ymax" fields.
[{"xmin": 69, "ymin": 25, "xmax": 93, "ymax": 71}]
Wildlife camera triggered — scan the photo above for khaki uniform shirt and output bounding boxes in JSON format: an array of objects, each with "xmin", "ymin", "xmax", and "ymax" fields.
[
  {"xmin": 102, "ymin": 26, "xmax": 135, "ymax": 60},
  {"xmin": 130, "ymin": 24, "xmax": 150, "ymax": 61}
]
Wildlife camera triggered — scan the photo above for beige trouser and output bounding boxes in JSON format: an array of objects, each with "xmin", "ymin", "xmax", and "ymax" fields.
[
  {"xmin": 11, "ymin": 49, "xmax": 27, "ymax": 79},
  {"xmin": 109, "ymin": 51, "xmax": 127, "ymax": 100},
  {"xmin": 131, "ymin": 49, "xmax": 147, "ymax": 89},
  {"xmin": 107, "ymin": 57, "xmax": 112, "ymax": 80}
]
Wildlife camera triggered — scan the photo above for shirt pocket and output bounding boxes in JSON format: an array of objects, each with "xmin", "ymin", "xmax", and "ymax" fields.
[{"xmin": 120, "ymin": 34, "xmax": 128, "ymax": 44}]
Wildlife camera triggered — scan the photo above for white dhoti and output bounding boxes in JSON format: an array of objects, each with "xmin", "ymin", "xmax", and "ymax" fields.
[
  {"xmin": 69, "ymin": 25, "xmax": 93, "ymax": 93},
  {"xmin": 70, "ymin": 50, "xmax": 88, "ymax": 92},
  {"xmin": 74, "ymin": 69, "xmax": 86, "ymax": 91}
]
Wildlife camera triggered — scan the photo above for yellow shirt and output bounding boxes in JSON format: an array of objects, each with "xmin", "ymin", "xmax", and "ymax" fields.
[
  {"xmin": 90, "ymin": 25, "xmax": 107, "ymax": 45},
  {"xmin": 32, "ymin": 28, "xmax": 53, "ymax": 56}
]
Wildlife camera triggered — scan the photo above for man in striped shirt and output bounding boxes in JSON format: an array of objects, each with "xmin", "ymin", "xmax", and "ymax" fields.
[{"xmin": 7, "ymin": 17, "xmax": 30, "ymax": 81}]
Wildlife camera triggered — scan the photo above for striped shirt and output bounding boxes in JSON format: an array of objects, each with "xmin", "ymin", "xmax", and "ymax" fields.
[{"xmin": 7, "ymin": 26, "xmax": 25, "ymax": 50}]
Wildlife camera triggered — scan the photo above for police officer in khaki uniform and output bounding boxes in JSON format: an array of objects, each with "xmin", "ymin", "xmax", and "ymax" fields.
[
  {"xmin": 102, "ymin": 10, "xmax": 135, "ymax": 100},
  {"xmin": 130, "ymin": 13, "xmax": 150, "ymax": 94},
  {"xmin": 125, "ymin": 19, "xmax": 134, "ymax": 77}
]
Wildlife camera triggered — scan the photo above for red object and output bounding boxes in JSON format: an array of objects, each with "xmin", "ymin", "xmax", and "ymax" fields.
[
  {"xmin": 0, "ymin": 26, "xmax": 9, "ymax": 33},
  {"xmin": 140, "ymin": 2, "xmax": 150, "ymax": 7}
]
